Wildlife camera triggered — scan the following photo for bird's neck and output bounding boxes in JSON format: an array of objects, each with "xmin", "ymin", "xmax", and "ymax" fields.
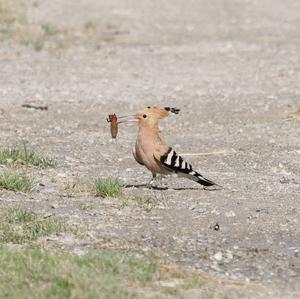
[{"xmin": 137, "ymin": 124, "xmax": 161, "ymax": 142}]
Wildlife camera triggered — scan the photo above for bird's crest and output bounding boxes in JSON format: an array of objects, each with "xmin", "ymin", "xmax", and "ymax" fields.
[{"xmin": 142, "ymin": 106, "xmax": 180, "ymax": 119}]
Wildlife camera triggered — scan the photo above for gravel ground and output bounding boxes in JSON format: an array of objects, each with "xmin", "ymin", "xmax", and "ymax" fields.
[{"xmin": 1, "ymin": 0, "xmax": 300, "ymax": 298}]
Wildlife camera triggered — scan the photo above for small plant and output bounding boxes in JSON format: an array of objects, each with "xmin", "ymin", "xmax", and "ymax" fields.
[
  {"xmin": 0, "ymin": 143, "xmax": 56, "ymax": 168},
  {"xmin": 84, "ymin": 21, "xmax": 97, "ymax": 31},
  {"xmin": 132, "ymin": 195, "xmax": 158, "ymax": 212},
  {"xmin": 0, "ymin": 206, "xmax": 66, "ymax": 244},
  {"xmin": 5, "ymin": 207, "xmax": 36, "ymax": 224},
  {"xmin": 93, "ymin": 178, "xmax": 123, "ymax": 198},
  {"xmin": 79, "ymin": 203, "xmax": 90, "ymax": 211},
  {"xmin": 33, "ymin": 38, "xmax": 44, "ymax": 51},
  {"xmin": 0, "ymin": 172, "xmax": 34, "ymax": 192},
  {"xmin": 41, "ymin": 23, "xmax": 59, "ymax": 36}
]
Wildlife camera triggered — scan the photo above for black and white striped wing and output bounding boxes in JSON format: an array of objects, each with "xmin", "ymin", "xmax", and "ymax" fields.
[{"xmin": 158, "ymin": 148, "xmax": 216, "ymax": 186}]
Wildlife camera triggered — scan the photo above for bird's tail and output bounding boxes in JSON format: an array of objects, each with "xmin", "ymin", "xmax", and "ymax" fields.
[
  {"xmin": 157, "ymin": 148, "xmax": 220, "ymax": 188},
  {"xmin": 179, "ymin": 170, "xmax": 216, "ymax": 186}
]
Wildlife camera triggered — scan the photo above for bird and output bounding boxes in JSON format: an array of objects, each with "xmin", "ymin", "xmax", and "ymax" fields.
[{"xmin": 118, "ymin": 106, "xmax": 218, "ymax": 188}]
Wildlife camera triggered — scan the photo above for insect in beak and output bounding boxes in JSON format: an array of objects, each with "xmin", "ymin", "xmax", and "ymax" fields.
[{"xmin": 106, "ymin": 114, "xmax": 118, "ymax": 139}]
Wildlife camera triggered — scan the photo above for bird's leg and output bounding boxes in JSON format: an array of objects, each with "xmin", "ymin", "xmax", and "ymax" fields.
[
  {"xmin": 156, "ymin": 174, "xmax": 168, "ymax": 189},
  {"xmin": 159, "ymin": 175, "xmax": 163, "ymax": 187},
  {"xmin": 148, "ymin": 174, "xmax": 168, "ymax": 190},
  {"xmin": 160, "ymin": 175, "xmax": 167, "ymax": 189},
  {"xmin": 147, "ymin": 173, "xmax": 157, "ymax": 188}
]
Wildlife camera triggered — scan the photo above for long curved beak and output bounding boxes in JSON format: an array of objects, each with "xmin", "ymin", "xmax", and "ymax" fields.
[{"xmin": 117, "ymin": 115, "xmax": 138, "ymax": 124}]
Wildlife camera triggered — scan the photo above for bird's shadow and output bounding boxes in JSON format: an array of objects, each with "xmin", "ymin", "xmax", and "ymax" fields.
[
  {"xmin": 124, "ymin": 183, "xmax": 168, "ymax": 190},
  {"xmin": 124, "ymin": 183, "xmax": 221, "ymax": 191}
]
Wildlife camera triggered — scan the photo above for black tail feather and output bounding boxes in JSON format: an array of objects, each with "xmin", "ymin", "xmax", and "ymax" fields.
[{"xmin": 196, "ymin": 176, "xmax": 216, "ymax": 186}]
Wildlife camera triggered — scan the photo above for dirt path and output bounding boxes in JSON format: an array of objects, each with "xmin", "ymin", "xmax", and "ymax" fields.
[{"xmin": 1, "ymin": 0, "xmax": 300, "ymax": 298}]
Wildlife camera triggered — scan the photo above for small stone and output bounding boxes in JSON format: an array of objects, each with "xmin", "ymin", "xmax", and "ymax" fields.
[
  {"xmin": 159, "ymin": 279, "xmax": 182, "ymax": 288},
  {"xmin": 214, "ymin": 223, "xmax": 220, "ymax": 231},
  {"xmin": 44, "ymin": 212, "xmax": 53, "ymax": 218},
  {"xmin": 46, "ymin": 236, "xmax": 58, "ymax": 241},
  {"xmin": 213, "ymin": 252, "xmax": 223, "ymax": 261},
  {"xmin": 225, "ymin": 210, "xmax": 236, "ymax": 217},
  {"xmin": 57, "ymin": 173, "xmax": 67, "ymax": 178},
  {"xmin": 211, "ymin": 208, "xmax": 220, "ymax": 215}
]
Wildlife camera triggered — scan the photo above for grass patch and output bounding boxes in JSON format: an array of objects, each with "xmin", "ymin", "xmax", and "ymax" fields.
[
  {"xmin": 0, "ymin": 0, "xmax": 17, "ymax": 25},
  {"xmin": 0, "ymin": 247, "xmax": 157, "ymax": 299},
  {"xmin": 93, "ymin": 177, "xmax": 123, "ymax": 198},
  {"xmin": 79, "ymin": 203, "xmax": 91, "ymax": 211},
  {"xmin": 84, "ymin": 20, "xmax": 97, "ymax": 31},
  {"xmin": 0, "ymin": 143, "xmax": 56, "ymax": 168},
  {"xmin": 41, "ymin": 23, "xmax": 59, "ymax": 36},
  {"xmin": 0, "ymin": 172, "xmax": 34, "ymax": 192},
  {"xmin": 0, "ymin": 0, "xmax": 121, "ymax": 52},
  {"xmin": 0, "ymin": 206, "xmax": 66, "ymax": 244},
  {"xmin": 0, "ymin": 0, "xmax": 26, "ymax": 42},
  {"xmin": 132, "ymin": 195, "xmax": 159, "ymax": 212},
  {"xmin": 120, "ymin": 195, "xmax": 159, "ymax": 212},
  {"xmin": 0, "ymin": 247, "xmax": 247, "ymax": 299}
]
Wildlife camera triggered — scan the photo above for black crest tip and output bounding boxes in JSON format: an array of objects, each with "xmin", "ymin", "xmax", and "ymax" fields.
[{"xmin": 164, "ymin": 107, "xmax": 180, "ymax": 114}]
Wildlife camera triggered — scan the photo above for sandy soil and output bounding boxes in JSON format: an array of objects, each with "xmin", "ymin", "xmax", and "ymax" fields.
[{"xmin": 0, "ymin": 0, "xmax": 300, "ymax": 298}]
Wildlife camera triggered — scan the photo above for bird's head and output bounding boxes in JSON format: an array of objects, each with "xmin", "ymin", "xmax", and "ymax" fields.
[{"xmin": 118, "ymin": 106, "xmax": 180, "ymax": 128}]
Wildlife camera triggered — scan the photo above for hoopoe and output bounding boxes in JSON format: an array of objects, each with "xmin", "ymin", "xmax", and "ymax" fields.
[{"xmin": 118, "ymin": 107, "xmax": 218, "ymax": 187}]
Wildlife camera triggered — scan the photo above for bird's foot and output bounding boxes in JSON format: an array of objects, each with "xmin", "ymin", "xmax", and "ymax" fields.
[
  {"xmin": 147, "ymin": 175, "xmax": 167, "ymax": 190},
  {"xmin": 147, "ymin": 178, "xmax": 155, "ymax": 189}
]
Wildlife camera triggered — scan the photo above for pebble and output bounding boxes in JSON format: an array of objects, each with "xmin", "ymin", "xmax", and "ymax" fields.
[
  {"xmin": 159, "ymin": 279, "xmax": 182, "ymax": 288},
  {"xmin": 214, "ymin": 223, "xmax": 220, "ymax": 231},
  {"xmin": 213, "ymin": 252, "xmax": 223, "ymax": 261},
  {"xmin": 43, "ymin": 212, "xmax": 53, "ymax": 218},
  {"xmin": 225, "ymin": 210, "xmax": 236, "ymax": 217},
  {"xmin": 57, "ymin": 173, "xmax": 67, "ymax": 178}
]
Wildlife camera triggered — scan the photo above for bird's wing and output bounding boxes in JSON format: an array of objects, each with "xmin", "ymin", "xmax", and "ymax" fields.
[
  {"xmin": 154, "ymin": 148, "xmax": 216, "ymax": 186},
  {"xmin": 154, "ymin": 148, "xmax": 192, "ymax": 174},
  {"xmin": 132, "ymin": 146, "xmax": 144, "ymax": 166}
]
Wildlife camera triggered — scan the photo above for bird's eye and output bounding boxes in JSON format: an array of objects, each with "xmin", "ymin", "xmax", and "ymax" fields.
[{"xmin": 143, "ymin": 114, "xmax": 147, "ymax": 118}]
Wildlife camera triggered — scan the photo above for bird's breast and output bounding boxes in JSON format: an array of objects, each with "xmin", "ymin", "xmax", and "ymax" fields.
[{"xmin": 135, "ymin": 137, "xmax": 169, "ymax": 174}]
